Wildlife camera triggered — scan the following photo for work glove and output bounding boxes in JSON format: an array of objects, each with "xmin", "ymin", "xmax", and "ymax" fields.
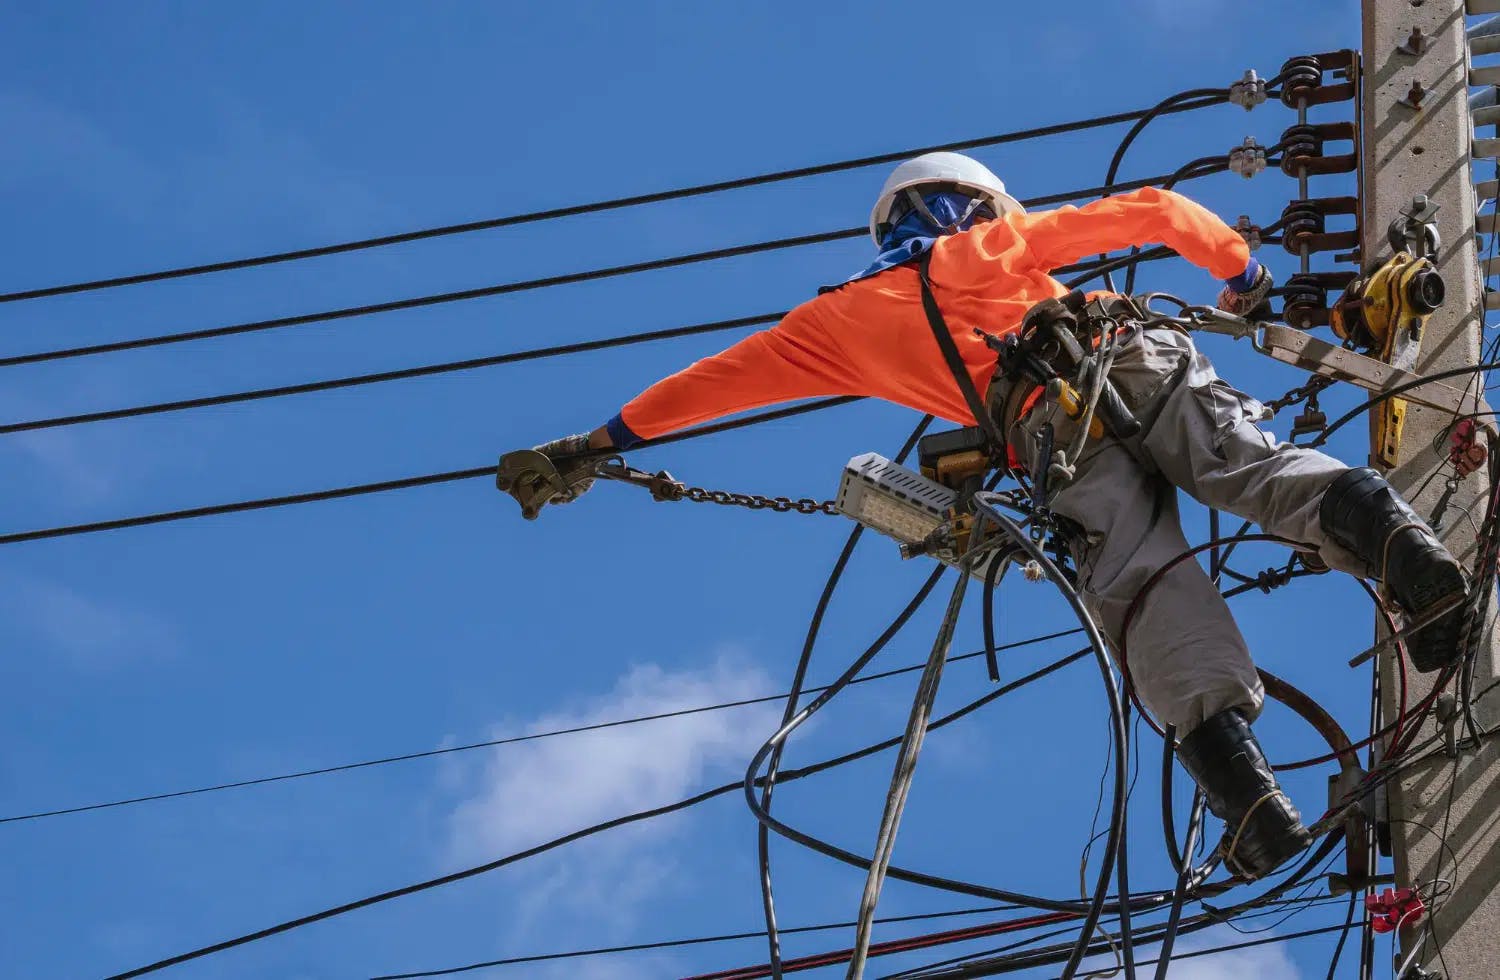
[
  {"xmin": 1216, "ymin": 258, "xmax": 1275, "ymax": 319},
  {"xmin": 534, "ymin": 432, "xmax": 599, "ymax": 505}
]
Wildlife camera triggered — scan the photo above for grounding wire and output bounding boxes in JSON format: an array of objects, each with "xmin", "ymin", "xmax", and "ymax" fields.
[{"xmin": 0, "ymin": 93, "xmax": 1229, "ymax": 304}]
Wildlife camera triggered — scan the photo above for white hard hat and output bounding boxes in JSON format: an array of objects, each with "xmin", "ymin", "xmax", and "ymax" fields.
[{"xmin": 869, "ymin": 151, "xmax": 1024, "ymax": 245}]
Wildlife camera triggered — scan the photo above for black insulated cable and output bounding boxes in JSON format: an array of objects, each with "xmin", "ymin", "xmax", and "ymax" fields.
[
  {"xmin": 756, "ymin": 414, "xmax": 933, "ymax": 980},
  {"xmin": 0, "ymin": 243, "xmax": 1163, "ymax": 438},
  {"xmin": 0, "ymin": 395, "xmax": 863, "ymax": 547},
  {"xmin": 0, "ymin": 169, "xmax": 1221, "ymax": 371},
  {"xmin": 0, "ymin": 94, "xmax": 1228, "ymax": 304},
  {"xmin": 371, "ymin": 904, "xmax": 1018, "ymax": 980},
  {"xmin": 0, "ymin": 627, "xmax": 1085, "ymax": 826},
  {"xmin": 101, "ymin": 644, "xmax": 1099, "ymax": 978},
  {"xmin": 1097, "ymin": 88, "xmax": 1231, "ymax": 293}
]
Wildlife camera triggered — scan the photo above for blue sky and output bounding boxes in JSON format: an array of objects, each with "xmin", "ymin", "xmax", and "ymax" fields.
[{"xmin": 0, "ymin": 2, "xmax": 1426, "ymax": 978}]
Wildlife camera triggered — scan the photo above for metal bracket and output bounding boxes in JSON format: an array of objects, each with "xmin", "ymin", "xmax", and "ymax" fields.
[
  {"xmin": 1229, "ymin": 136, "xmax": 1268, "ymax": 179},
  {"xmin": 1229, "ymin": 68, "xmax": 1267, "ymax": 110},
  {"xmin": 1258, "ymin": 323, "xmax": 1482, "ymax": 416},
  {"xmin": 1389, "ymin": 194, "xmax": 1442, "ymax": 259}
]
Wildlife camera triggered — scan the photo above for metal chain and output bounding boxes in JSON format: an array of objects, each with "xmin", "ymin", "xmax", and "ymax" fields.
[
  {"xmin": 679, "ymin": 484, "xmax": 841, "ymax": 516},
  {"xmin": 1264, "ymin": 373, "xmax": 1337, "ymax": 416},
  {"xmin": 590, "ymin": 458, "xmax": 840, "ymax": 516}
]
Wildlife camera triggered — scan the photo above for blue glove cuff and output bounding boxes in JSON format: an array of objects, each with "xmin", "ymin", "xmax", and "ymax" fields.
[
  {"xmin": 1223, "ymin": 257, "xmax": 1260, "ymax": 294},
  {"xmin": 605, "ymin": 412, "xmax": 643, "ymax": 450}
]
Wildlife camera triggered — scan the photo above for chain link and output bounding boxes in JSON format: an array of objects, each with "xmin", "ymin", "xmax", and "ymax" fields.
[
  {"xmin": 680, "ymin": 484, "xmax": 841, "ymax": 516},
  {"xmin": 1264, "ymin": 374, "xmax": 1337, "ymax": 416}
]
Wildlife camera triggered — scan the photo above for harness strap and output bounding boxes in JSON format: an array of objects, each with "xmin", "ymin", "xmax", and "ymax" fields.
[{"xmin": 915, "ymin": 250, "xmax": 1007, "ymax": 451}]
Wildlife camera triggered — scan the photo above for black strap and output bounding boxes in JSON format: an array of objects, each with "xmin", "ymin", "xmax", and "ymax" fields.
[{"xmin": 915, "ymin": 250, "xmax": 1007, "ymax": 449}]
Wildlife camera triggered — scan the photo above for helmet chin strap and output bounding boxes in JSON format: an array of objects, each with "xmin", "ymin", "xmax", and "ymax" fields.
[{"xmin": 902, "ymin": 187, "xmax": 987, "ymax": 236}]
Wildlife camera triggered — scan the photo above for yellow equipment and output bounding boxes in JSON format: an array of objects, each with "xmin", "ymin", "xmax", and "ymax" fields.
[{"xmin": 1329, "ymin": 251, "xmax": 1445, "ymax": 467}]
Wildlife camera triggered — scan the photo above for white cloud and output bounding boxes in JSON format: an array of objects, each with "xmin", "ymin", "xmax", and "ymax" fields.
[
  {"xmin": 442, "ymin": 655, "xmax": 781, "ymax": 932},
  {"xmin": 1168, "ymin": 928, "xmax": 1302, "ymax": 979},
  {"xmin": 0, "ymin": 572, "xmax": 178, "ymax": 671},
  {"xmin": 1081, "ymin": 926, "xmax": 1303, "ymax": 980}
]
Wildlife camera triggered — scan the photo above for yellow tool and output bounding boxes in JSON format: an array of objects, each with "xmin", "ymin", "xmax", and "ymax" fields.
[
  {"xmin": 1054, "ymin": 380, "xmax": 1106, "ymax": 440},
  {"xmin": 1329, "ymin": 252, "xmax": 1445, "ymax": 467}
]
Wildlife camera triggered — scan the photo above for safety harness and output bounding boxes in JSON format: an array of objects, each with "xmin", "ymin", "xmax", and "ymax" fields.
[{"xmin": 914, "ymin": 250, "xmax": 1145, "ymax": 515}]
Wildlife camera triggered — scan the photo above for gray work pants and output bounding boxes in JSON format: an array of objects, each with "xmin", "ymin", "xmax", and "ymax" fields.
[{"xmin": 1013, "ymin": 326, "xmax": 1363, "ymax": 733}]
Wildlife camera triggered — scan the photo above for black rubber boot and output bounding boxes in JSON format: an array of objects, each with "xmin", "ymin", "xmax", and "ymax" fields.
[
  {"xmin": 1319, "ymin": 467, "xmax": 1469, "ymax": 672},
  {"xmin": 1176, "ymin": 708, "xmax": 1311, "ymax": 880}
]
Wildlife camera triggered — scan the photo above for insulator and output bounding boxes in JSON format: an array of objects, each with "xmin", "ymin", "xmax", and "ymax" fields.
[
  {"xmin": 1279, "ymin": 123, "xmax": 1321, "ymax": 177},
  {"xmin": 1279, "ymin": 55, "xmax": 1323, "ymax": 109},
  {"xmin": 1280, "ymin": 274, "xmax": 1327, "ymax": 328},
  {"xmin": 1280, "ymin": 201, "xmax": 1326, "ymax": 256}
]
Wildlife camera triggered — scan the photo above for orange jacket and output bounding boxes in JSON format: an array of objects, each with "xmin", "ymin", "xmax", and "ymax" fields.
[{"xmin": 607, "ymin": 187, "xmax": 1250, "ymax": 446}]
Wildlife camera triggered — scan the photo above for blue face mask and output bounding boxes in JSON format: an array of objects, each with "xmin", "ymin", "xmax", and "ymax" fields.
[
  {"xmin": 831, "ymin": 191, "xmax": 995, "ymax": 289},
  {"xmin": 880, "ymin": 191, "xmax": 994, "ymax": 248}
]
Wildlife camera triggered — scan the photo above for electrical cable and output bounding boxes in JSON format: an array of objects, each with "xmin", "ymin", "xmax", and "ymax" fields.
[
  {"xmin": 370, "ymin": 903, "xmax": 1019, "ymax": 980},
  {"xmin": 0, "ymin": 93, "xmax": 1230, "ymax": 304},
  {"xmin": 0, "ymin": 312, "xmax": 785, "ymax": 437},
  {"xmin": 849, "ymin": 545, "xmax": 983, "ymax": 978},
  {"xmin": 894, "ymin": 832, "xmax": 1345, "ymax": 978},
  {"xmin": 100, "ymin": 643, "xmax": 1100, "ymax": 978},
  {"xmin": 756, "ymin": 414, "xmax": 932, "ymax": 980},
  {"xmin": 0, "ymin": 625, "xmax": 1085, "ymax": 826},
  {"xmin": 0, "ymin": 394, "xmax": 862, "ymax": 547},
  {"xmin": 0, "ymin": 171, "xmax": 1210, "ymax": 371},
  {"xmin": 0, "ymin": 247, "xmax": 1153, "ymax": 439},
  {"xmin": 1151, "ymin": 792, "xmax": 1206, "ymax": 980},
  {"xmin": 1096, "ymin": 88, "xmax": 1231, "ymax": 294}
]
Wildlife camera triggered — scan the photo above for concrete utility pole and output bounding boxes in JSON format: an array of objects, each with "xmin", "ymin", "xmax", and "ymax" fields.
[{"xmin": 1361, "ymin": 1, "xmax": 1500, "ymax": 975}]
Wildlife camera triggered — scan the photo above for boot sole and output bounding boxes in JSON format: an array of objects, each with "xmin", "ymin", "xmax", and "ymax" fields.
[
  {"xmin": 1223, "ymin": 824, "xmax": 1312, "ymax": 880},
  {"xmin": 1404, "ymin": 563, "xmax": 1470, "ymax": 673}
]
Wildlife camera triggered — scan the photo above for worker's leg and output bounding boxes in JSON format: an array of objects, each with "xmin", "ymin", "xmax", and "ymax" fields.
[
  {"xmin": 1122, "ymin": 326, "xmax": 1468, "ymax": 672},
  {"xmin": 1038, "ymin": 436, "xmax": 1264, "ymax": 733}
]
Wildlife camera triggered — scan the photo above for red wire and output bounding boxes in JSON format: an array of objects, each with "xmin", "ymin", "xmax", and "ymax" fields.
[{"xmin": 677, "ymin": 910, "xmax": 1078, "ymax": 980}]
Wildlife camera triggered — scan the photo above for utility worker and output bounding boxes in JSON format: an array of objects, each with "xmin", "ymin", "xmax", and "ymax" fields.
[{"xmin": 518, "ymin": 152, "xmax": 1469, "ymax": 880}]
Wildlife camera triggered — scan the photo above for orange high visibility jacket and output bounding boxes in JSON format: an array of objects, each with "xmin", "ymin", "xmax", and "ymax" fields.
[{"xmin": 605, "ymin": 187, "xmax": 1250, "ymax": 446}]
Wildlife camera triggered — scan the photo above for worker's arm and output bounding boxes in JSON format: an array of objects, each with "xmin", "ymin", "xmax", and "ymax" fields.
[
  {"xmin": 588, "ymin": 300, "xmax": 858, "ymax": 449},
  {"xmin": 1018, "ymin": 186, "xmax": 1253, "ymax": 281}
]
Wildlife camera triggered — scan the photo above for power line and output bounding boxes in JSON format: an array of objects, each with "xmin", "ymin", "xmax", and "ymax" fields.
[
  {"xmin": 0, "ymin": 628, "xmax": 1084, "ymax": 825},
  {"xmin": 0, "ymin": 240, "xmax": 1177, "ymax": 439},
  {"xmin": 0, "ymin": 395, "xmax": 862, "ymax": 547},
  {"xmin": 0, "ymin": 312, "xmax": 786, "ymax": 436},
  {"xmin": 369, "ymin": 906, "xmax": 1024, "ymax": 980},
  {"xmin": 101, "ymin": 647, "xmax": 1094, "ymax": 978},
  {"xmin": 0, "ymin": 169, "xmax": 1213, "ymax": 371},
  {"xmin": 0, "ymin": 94, "xmax": 1227, "ymax": 304}
]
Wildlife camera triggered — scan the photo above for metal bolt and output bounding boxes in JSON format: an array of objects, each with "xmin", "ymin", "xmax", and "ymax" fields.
[
  {"xmin": 1398, "ymin": 26, "xmax": 1426, "ymax": 56},
  {"xmin": 1400, "ymin": 79, "xmax": 1426, "ymax": 110},
  {"xmin": 1234, "ymin": 215, "xmax": 1263, "ymax": 251}
]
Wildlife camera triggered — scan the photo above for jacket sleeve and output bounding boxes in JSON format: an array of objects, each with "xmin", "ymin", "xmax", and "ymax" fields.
[
  {"xmin": 606, "ymin": 300, "xmax": 858, "ymax": 448},
  {"xmin": 1017, "ymin": 186, "xmax": 1251, "ymax": 280}
]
